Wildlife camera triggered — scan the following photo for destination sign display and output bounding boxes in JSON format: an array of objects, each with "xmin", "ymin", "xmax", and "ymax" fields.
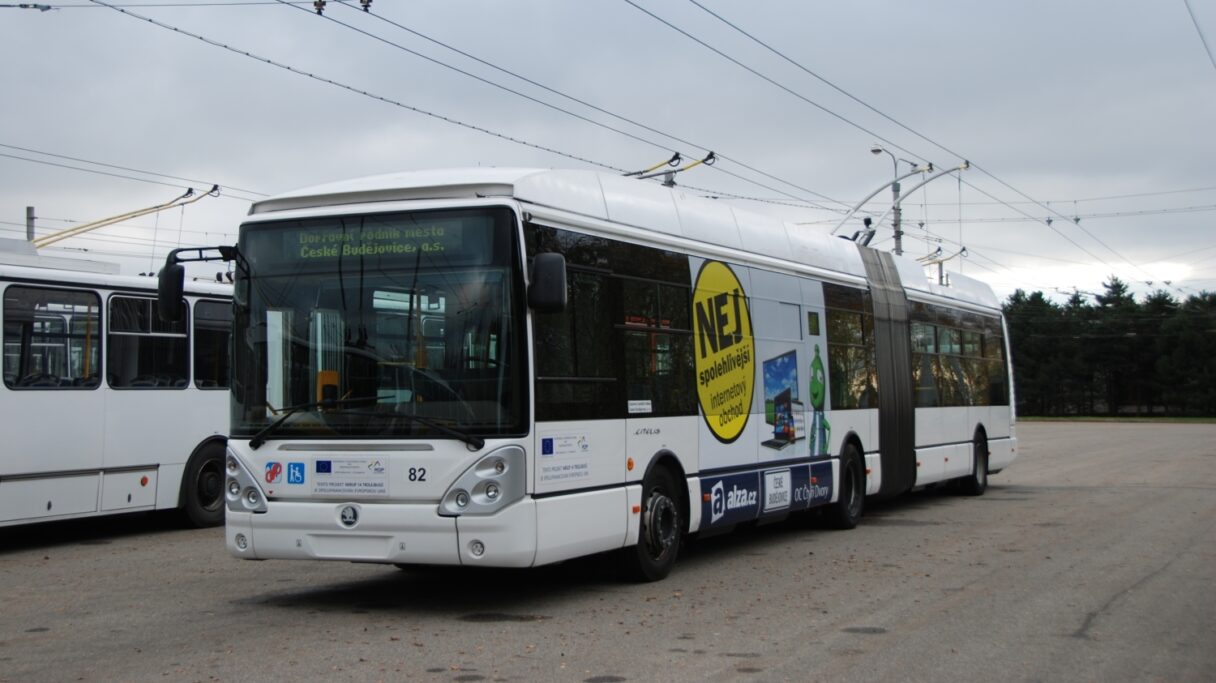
[
  {"xmin": 242, "ymin": 208, "xmax": 511, "ymax": 272},
  {"xmin": 295, "ymin": 225, "xmax": 451, "ymax": 260}
]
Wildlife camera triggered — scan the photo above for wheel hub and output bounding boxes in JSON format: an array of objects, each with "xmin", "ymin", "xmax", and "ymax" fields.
[{"xmin": 643, "ymin": 494, "xmax": 677, "ymax": 553}]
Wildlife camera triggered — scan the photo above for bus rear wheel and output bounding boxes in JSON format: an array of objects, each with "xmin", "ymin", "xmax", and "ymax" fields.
[
  {"xmin": 622, "ymin": 467, "xmax": 683, "ymax": 582},
  {"xmin": 182, "ymin": 441, "xmax": 226, "ymax": 527},
  {"xmin": 824, "ymin": 444, "xmax": 864, "ymax": 530},
  {"xmin": 959, "ymin": 435, "xmax": 988, "ymax": 496}
]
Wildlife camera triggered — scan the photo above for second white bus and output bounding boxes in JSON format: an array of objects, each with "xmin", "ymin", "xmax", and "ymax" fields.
[{"xmin": 1, "ymin": 241, "xmax": 232, "ymax": 528}]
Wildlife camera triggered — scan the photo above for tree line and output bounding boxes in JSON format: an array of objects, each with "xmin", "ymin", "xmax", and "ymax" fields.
[{"xmin": 1003, "ymin": 277, "xmax": 1216, "ymax": 417}]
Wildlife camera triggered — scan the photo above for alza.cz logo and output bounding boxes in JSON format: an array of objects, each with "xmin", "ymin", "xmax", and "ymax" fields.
[
  {"xmin": 692, "ymin": 260, "xmax": 755, "ymax": 443},
  {"xmin": 710, "ymin": 479, "xmax": 758, "ymax": 524}
]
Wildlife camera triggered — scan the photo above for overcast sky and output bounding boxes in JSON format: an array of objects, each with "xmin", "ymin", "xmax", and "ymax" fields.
[{"xmin": 3, "ymin": 0, "xmax": 1215, "ymax": 302}]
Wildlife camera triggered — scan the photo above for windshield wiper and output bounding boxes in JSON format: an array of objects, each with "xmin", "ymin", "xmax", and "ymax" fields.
[
  {"xmin": 249, "ymin": 395, "xmax": 379, "ymax": 450},
  {"xmin": 249, "ymin": 396, "xmax": 486, "ymax": 451},
  {"xmin": 391, "ymin": 412, "xmax": 485, "ymax": 451}
]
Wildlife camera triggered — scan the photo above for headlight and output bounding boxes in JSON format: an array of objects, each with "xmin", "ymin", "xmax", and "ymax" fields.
[
  {"xmin": 439, "ymin": 446, "xmax": 525, "ymax": 517},
  {"xmin": 224, "ymin": 448, "xmax": 268, "ymax": 514}
]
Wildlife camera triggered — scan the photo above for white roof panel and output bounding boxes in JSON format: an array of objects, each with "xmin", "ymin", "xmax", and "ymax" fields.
[
  {"xmin": 250, "ymin": 168, "xmax": 542, "ymax": 214},
  {"xmin": 672, "ymin": 192, "xmax": 742, "ymax": 250},
  {"xmin": 250, "ymin": 169, "xmax": 998, "ymax": 307},
  {"xmin": 513, "ymin": 170, "xmax": 609, "ymax": 220},
  {"xmin": 598, "ymin": 174, "xmax": 683, "ymax": 237}
]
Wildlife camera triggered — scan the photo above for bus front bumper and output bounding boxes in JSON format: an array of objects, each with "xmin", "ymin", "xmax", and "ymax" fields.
[{"xmin": 226, "ymin": 498, "xmax": 538, "ymax": 568}]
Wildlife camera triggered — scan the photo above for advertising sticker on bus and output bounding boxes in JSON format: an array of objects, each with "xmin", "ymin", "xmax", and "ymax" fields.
[{"xmin": 692, "ymin": 260, "xmax": 755, "ymax": 444}]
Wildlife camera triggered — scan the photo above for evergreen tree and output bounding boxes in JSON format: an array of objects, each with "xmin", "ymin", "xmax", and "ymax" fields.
[
  {"xmin": 1094, "ymin": 277, "xmax": 1137, "ymax": 415},
  {"xmin": 1003, "ymin": 284, "xmax": 1214, "ymax": 417}
]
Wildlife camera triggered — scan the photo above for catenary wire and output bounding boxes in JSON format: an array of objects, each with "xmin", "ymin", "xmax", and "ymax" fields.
[
  {"xmin": 87, "ymin": 0, "xmax": 630, "ymax": 173},
  {"xmin": 649, "ymin": 0, "xmax": 1163, "ymax": 283},
  {"xmin": 327, "ymin": 0, "xmax": 848, "ymax": 211},
  {"xmin": 0, "ymin": 142, "xmax": 266, "ymax": 197},
  {"xmin": 1182, "ymin": 0, "xmax": 1216, "ymax": 76}
]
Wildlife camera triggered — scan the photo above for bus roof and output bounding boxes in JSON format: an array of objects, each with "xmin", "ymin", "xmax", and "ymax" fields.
[{"xmin": 250, "ymin": 168, "xmax": 1000, "ymax": 312}]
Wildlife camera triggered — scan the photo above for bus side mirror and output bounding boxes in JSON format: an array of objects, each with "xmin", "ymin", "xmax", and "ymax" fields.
[
  {"xmin": 158, "ymin": 261, "xmax": 185, "ymax": 322},
  {"xmin": 528, "ymin": 253, "xmax": 567, "ymax": 313}
]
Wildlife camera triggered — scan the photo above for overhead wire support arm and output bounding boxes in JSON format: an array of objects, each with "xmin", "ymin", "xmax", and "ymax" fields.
[
  {"xmin": 32, "ymin": 184, "xmax": 220, "ymax": 249},
  {"xmin": 831, "ymin": 164, "xmax": 931, "ymax": 236},
  {"xmin": 870, "ymin": 162, "xmax": 970, "ymax": 255}
]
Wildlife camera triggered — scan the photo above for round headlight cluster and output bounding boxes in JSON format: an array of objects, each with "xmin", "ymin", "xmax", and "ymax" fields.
[{"xmin": 438, "ymin": 447, "xmax": 524, "ymax": 517}]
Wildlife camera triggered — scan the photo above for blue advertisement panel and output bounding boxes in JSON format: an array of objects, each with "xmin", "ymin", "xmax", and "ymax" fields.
[
  {"xmin": 793, "ymin": 461, "xmax": 834, "ymax": 509},
  {"xmin": 700, "ymin": 471, "xmax": 761, "ymax": 528},
  {"xmin": 703, "ymin": 459, "xmax": 837, "ymax": 530}
]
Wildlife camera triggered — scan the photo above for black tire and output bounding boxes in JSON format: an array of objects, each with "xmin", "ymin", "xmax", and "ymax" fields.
[
  {"xmin": 959, "ymin": 435, "xmax": 989, "ymax": 496},
  {"xmin": 181, "ymin": 440, "xmax": 226, "ymax": 527},
  {"xmin": 824, "ymin": 444, "xmax": 865, "ymax": 530},
  {"xmin": 621, "ymin": 467, "xmax": 684, "ymax": 582}
]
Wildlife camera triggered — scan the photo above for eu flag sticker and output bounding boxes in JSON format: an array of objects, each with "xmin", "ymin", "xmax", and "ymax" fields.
[
  {"xmin": 316, "ymin": 460, "xmax": 332, "ymax": 474},
  {"xmin": 287, "ymin": 462, "xmax": 305, "ymax": 484},
  {"xmin": 541, "ymin": 438, "xmax": 554, "ymax": 456}
]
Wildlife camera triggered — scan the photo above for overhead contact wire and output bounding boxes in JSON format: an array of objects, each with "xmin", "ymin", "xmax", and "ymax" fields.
[{"xmin": 88, "ymin": 0, "xmax": 628, "ymax": 173}]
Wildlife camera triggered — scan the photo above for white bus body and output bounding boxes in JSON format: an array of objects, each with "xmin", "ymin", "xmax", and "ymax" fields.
[
  {"xmin": 1, "ymin": 241, "xmax": 232, "ymax": 527},
  {"xmin": 216, "ymin": 169, "xmax": 1016, "ymax": 579}
]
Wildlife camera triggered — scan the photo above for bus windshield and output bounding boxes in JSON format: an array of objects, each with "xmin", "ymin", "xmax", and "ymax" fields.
[{"xmin": 231, "ymin": 206, "xmax": 527, "ymax": 441}]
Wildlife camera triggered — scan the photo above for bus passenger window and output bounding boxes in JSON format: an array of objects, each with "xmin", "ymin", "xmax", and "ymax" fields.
[
  {"xmin": 825, "ymin": 284, "xmax": 878, "ymax": 410},
  {"xmin": 108, "ymin": 296, "xmax": 188, "ymax": 389},
  {"xmin": 194, "ymin": 300, "xmax": 232, "ymax": 389},
  {"xmin": 3, "ymin": 285, "xmax": 100, "ymax": 390}
]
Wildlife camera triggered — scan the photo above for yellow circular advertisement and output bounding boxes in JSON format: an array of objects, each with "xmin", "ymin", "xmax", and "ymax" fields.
[{"xmin": 692, "ymin": 260, "xmax": 755, "ymax": 443}]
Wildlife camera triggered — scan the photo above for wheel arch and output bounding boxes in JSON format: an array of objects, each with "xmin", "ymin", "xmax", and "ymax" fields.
[
  {"xmin": 839, "ymin": 429, "xmax": 867, "ymax": 481},
  {"xmin": 838, "ymin": 430, "xmax": 866, "ymax": 460},
  {"xmin": 177, "ymin": 435, "xmax": 228, "ymax": 508},
  {"xmin": 973, "ymin": 423, "xmax": 989, "ymax": 470},
  {"xmin": 640, "ymin": 449, "xmax": 690, "ymax": 531}
]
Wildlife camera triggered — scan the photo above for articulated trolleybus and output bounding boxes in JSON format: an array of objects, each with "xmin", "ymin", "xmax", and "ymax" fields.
[
  {"xmin": 1, "ymin": 240, "xmax": 231, "ymax": 528},
  {"xmin": 160, "ymin": 168, "xmax": 1016, "ymax": 580}
]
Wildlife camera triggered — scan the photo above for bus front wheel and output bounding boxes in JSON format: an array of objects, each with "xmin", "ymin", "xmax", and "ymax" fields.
[
  {"xmin": 622, "ymin": 466, "xmax": 683, "ymax": 582},
  {"xmin": 182, "ymin": 440, "xmax": 226, "ymax": 527}
]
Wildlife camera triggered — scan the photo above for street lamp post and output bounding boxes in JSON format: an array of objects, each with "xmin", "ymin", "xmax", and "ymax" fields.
[{"xmin": 871, "ymin": 146, "xmax": 919, "ymax": 256}]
